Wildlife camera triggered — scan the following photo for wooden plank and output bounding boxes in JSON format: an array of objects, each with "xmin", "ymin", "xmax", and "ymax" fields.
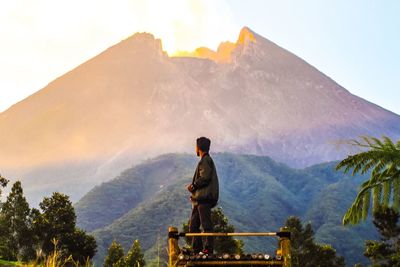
[
  {"xmin": 183, "ymin": 260, "xmax": 283, "ymax": 266},
  {"xmin": 184, "ymin": 232, "xmax": 277, "ymax": 237}
]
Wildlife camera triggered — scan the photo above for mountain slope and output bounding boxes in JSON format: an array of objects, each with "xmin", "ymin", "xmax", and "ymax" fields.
[
  {"xmin": 75, "ymin": 153, "xmax": 377, "ymax": 266},
  {"xmin": 1, "ymin": 27, "xmax": 400, "ymax": 204}
]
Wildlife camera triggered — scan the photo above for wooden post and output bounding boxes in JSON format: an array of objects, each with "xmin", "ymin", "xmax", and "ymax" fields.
[
  {"xmin": 168, "ymin": 226, "xmax": 180, "ymax": 267},
  {"xmin": 278, "ymin": 227, "xmax": 291, "ymax": 267}
]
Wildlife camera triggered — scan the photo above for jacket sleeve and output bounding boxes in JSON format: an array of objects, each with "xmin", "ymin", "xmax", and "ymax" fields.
[{"xmin": 193, "ymin": 159, "xmax": 212, "ymax": 189}]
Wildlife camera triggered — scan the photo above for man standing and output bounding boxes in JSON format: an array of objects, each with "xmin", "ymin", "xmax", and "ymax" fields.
[{"xmin": 187, "ymin": 137, "xmax": 219, "ymax": 254}]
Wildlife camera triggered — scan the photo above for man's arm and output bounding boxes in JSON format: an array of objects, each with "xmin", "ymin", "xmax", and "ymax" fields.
[{"xmin": 193, "ymin": 159, "xmax": 212, "ymax": 189}]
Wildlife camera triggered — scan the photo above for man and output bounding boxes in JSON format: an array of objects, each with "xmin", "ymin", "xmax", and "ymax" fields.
[{"xmin": 187, "ymin": 136, "xmax": 219, "ymax": 254}]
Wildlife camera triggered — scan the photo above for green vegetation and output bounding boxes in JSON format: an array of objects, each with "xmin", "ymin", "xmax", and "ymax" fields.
[
  {"xmin": 337, "ymin": 136, "xmax": 400, "ymax": 225},
  {"xmin": 104, "ymin": 240, "xmax": 125, "ymax": 267},
  {"xmin": 0, "ymin": 181, "xmax": 35, "ymax": 260},
  {"xmin": 34, "ymin": 192, "xmax": 97, "ymax": 262},
  {"xmin": 0, "ymin": 181, "xmax": 96, "ymax": 265},
  {"xmin": 362, "ymin": 207, "xmax": 400, "ymax": 266},
  {"xmin": 182, "ymin": 207, "xmax": 244, "ymax": 254},
  {"xmin": 285, "ymin": 216, "xmax": 345, "ymax": 267},
  {"xmin": 0, "ymin": 174, "xmax": 8, "ymax": 198},
  {"xmin": 103, "ymin": 240, "xmax": 145, "ymax": 267},
  {"xmin": 0, "ymin": 259, "xmax": 23, "ymax": 266},
  {"xmin": 76, "ymin": 153, "xmax": 375, "ymax": 266}
]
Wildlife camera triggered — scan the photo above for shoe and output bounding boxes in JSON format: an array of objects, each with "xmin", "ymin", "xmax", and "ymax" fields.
[
  {"xmin": 199, "ymin": 249, "xmax": 213, "ymax": 255},
  {"xmin": 198, "ymin": 250, "xmax": 211, "ymax": 260},
  {"xmin": 199, "ymin": 250, "xmax": 207, "ymax": 256}
]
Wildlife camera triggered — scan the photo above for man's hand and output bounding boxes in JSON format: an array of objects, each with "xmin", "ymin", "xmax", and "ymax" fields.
[{"xmin": 187, "ymin": 184, "xmax": 195, "ymax": 192}]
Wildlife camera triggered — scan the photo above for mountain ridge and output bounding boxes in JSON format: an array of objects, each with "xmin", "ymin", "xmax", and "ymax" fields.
[
  {"xmin": 75, "ymin": 152, "xmax": 376, "ymax": 266},
  {"xmin": 1, "ymin": 26, "xmax": 399, "ymax": 205}
]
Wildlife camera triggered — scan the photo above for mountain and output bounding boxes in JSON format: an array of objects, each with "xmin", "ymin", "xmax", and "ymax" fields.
[
  {"xmin": 1, "ymin": 26, "xmax": 400, "ymax": 204},
  {"xmin": 75, "ymin": 153, "xmax": 377, "ymax": 266}
]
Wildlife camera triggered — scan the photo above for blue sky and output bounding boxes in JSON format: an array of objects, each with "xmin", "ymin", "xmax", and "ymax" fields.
[
  {"xmin": 0, "ymin": 0, "xmax": 399, "ymax": 114},
  {"xmin": 229, "ymin": 0, "xmax": 400, "ymax": 114}
]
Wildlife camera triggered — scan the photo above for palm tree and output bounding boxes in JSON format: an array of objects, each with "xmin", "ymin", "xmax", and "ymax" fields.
[{"xmin": 336, "ymin": 136, "xmax": 400, "ymax": 225}]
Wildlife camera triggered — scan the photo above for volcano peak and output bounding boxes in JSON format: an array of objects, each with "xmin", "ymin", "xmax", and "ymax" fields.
[{"xmin": 237, "ymin": 26, "xmax": 257, "ymax": 45}]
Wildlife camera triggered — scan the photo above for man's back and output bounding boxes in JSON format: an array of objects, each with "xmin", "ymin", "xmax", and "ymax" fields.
[{"xmin": 191, "ymin": 153, "xmax": 219, "ymax": 207}]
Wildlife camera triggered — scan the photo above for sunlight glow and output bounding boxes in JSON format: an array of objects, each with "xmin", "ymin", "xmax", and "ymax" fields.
[
  {"xmin": 132, "ymin": 0, "xmax": 238, "ymax": 55},
  {"xmin": 0, "ymin": 0, "xmax": 238, "ymax": 112}
]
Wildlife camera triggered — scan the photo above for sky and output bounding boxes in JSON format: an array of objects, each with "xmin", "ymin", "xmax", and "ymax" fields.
[{"xmin": 0, "ymin": 0, "xmax": 399, "ymax": 114}]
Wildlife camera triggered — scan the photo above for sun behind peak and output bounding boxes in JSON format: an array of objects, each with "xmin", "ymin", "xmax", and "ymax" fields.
[
  {"xmin": 237, "ymin": 26, "xmax": 257, "ymax": 45},
  {"xmin": 170, "ymin": 26, "xmax": 257, "ymax": 63}
]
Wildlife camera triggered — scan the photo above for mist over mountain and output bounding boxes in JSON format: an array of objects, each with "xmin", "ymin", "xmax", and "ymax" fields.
[
  {"xmin": 75, "ymin": 153, "xmax": 376, "ymax": 266},
  {"xmin": 1, "ymin": 26, "xmax": 399, "ymax": 204}
]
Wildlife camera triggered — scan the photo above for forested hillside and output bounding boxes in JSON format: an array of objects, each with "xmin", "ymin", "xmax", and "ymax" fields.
[{"xmin": 75, "ymin": 153, "xmax": 377, "ymax": 266}]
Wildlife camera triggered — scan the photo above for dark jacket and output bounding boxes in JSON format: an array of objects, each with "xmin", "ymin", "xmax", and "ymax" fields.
[{"xmin": 191, "ymin": 153, "xmax": 219, "ymax": 206}]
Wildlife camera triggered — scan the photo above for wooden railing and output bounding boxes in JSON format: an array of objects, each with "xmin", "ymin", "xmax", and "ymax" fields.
[{"xmin": 168, "ymin": 227, "xmax": 291, "ymax": 267}]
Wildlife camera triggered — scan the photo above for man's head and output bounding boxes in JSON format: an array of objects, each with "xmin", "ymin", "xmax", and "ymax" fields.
[{"xmin": 196, "ymin": 137, "xmax": 211, "ymax": 157}]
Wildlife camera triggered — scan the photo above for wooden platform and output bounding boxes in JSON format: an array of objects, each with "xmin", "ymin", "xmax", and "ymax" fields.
[
  {"xmin": 177, "ymin": 253, "xmax": 284, "ymax": 266},
  {"xmin": 178, "ymin": 259, "xmax": 284, "ymax": 266},
  {"xmin": 181, "ymin": 261, "xmax": 284, "ymax": 266},
  {"xmin": 168, "ymin": 227, "xmax": 291, "ymax": 267}
]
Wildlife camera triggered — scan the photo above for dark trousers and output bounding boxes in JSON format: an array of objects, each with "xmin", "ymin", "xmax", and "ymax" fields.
[{"xmin": 189, "ymin": 203, "xmax": 214, "ymax": 253}]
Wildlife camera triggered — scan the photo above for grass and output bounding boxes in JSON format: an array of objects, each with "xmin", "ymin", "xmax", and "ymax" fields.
[
  {"xmin": 1, "ymin": 239, "xmax": 91, "ymax": 267},
  {"xmin": 0, "ymin": 259, "xmax": 24, "ymax": 266}
]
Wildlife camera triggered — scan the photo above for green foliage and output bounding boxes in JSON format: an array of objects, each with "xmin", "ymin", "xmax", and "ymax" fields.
[
  {"xmin": 0, "ymin": 181, "xmax": 35, "ymax": 261},
  {"xmin": 0, "ymin": 259, "xmax": 23, "ymax": 266},
  {"xmin": 102, "ymin": 238, "xmax": 155, "ymax": 266},
  {"xmin": 35, "ymin": 192, "xmax": 77, "ymax": 255},
  {"xmin": 75, "ymin": 154, "xmax": 197, "ymax": 232},
  {"xmin": 124, "ymin": 240, "xmax": 145, "ymax": 267},
  {"xmin": 64, "ymin": 229, "xmax": 97, "ymax": 263},
  {"xmin": 182, "ymin": 207, "xmax": 244, "ymax": 254},
  {"xmin": 77, "ymin": 153, "xmax": 374, "ymax": 266},
  {"xmin": 285, "ymin": 216, "xmax": 345, "ymax": 267},
  {"xmin": 0, "ymin": 173, "xmax": 9, "ymax": 247},
  {"xmin": 0, "ymin": 182, "xmax": 96, "ymax": 264},
  {"xmin": 363, "ymin": 207, "xmax": 400, "ymax": 266},
  {"xmin": 0, "ymin": 174, "xmax": 9, "ymax": 198},
  {"xmin": 336, "ymin": 136, "xmax": 400, "ymax": 225},
  {"xmin": 103, "ymin": 240, "xmax": 125, "ymax": 267},
  {"xmin": 34, "ymin": 192, "xmax": 97, "ymax": 262}
]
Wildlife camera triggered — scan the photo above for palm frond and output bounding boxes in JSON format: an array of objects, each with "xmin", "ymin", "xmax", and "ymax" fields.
[
  {"xmin": 372, "ymin": 184, "xmax": 382, "ymax": 213},
  {"xmin": 338, "ymin": 136, "xmax": 400, "ymax": 225},
  {"xmin": 343, "ymin": 180, "xmax": 373, "ymax": 224},
  {"xmin": 382, "ymin": 180, "xmax": 391, "ymax": 208},
  {"xmin": 362, "ymin": 190, "xmax": 370, "ymax": 220},
  {"xmin": 393, "ymin": 177, "xmax": 400, "ymax": 211}
]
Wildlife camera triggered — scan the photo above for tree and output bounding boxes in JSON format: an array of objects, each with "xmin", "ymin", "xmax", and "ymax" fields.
[
  {"xmin": 35, "ymin": 192, "xmax": 77, "ymax": 256},
  {"xmin": 64, "ymin": 229, "xmax": 97, "ymax": 263},
  {"xmin": 104, "ymin": 240, "xmax": 125, "ymax": 267},
  {"xmin": 34, "ymin": 192, "xmax": 97, "ymax": 262},
  {"xmin": 0, "ymin": 181, "xmax": 35, "ymax": 261},
  {"xmin": 285, "ymin": 216, "xmax": 345, "ymax": 267},
  {"xmin": 125, "ymin": 240, "xmax": 145, "ymax": 267},
  {"xmin": 363, "ymin": 207, "xmax": 400, "ymax": 266},
  {"xmin": 336, "ymin": 136, "xmax": 400, "ymax": 224},
  {"xmin": 182, "ymin": 207, "xmax": 244, "ymax": 254},
  {"xmin": 0, "ymin": 174, "xmax": 9, "ymax": 259},
  {"xmin": 0, "ymin": 174, "xmax": 8, "ymax": 199}
]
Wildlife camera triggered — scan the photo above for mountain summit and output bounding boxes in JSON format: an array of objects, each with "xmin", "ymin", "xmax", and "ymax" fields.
[
  {"xmin": 1, "ymin": 26, "xmax": 399, "ymax": 203},
  {"xmin": 176, "ymin": 26, "xmax": 258, "ymax": 63},
  {"xmin": 237, "ymin": 26, "xmax": 257, "ymax": 45}
]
